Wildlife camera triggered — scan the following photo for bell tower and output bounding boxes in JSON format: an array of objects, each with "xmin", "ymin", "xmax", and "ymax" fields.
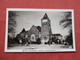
[{"xmin": 41, "ymin": 13, "xmax": 52, "ymax": 44}]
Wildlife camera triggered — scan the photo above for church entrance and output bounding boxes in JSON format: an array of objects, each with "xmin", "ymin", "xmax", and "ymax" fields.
[{"xmin": 41, "ymin": 36, "xmax": 49, "ymax": 44}]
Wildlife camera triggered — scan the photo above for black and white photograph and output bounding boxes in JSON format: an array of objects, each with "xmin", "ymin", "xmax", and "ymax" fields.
[{"xmin": 5, "ymin": 9, "xmax": 76, "ymax": 52}]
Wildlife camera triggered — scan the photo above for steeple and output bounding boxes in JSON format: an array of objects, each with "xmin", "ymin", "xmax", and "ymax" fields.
[{"xmin": 42, "ymin": 13, "xmax": 49, "ymax": 20}]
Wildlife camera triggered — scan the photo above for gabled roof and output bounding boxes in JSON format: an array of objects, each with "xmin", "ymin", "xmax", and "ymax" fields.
[
  {"xmin": 20, "ymin": 28, "xmax": 26, "ymax": 34},
  {"xmin": 42, "ymin": 13, "xmax": 49, "ymax": 20},
  {"xmin": 27, "ymin": 25, "xmax": 39, "ymax": 36}
]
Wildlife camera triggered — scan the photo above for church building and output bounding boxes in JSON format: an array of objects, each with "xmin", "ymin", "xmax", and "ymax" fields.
[{"xmin": 16, "ymin": 13, "xmax": 63, "ymax": 44}]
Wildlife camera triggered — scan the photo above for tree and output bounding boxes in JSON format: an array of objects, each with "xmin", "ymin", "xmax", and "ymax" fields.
[
  {"xmin": 8, "ymin": 11, "xmax": 17, "ymax": 38},
  {"xmin": 60, "ymin": 12, "xmax": 73, "ymax": 45},
  {"xmin": 8, "ymin": 11, "xmax": 17, "ymax": 46},
  {"xmin": 8, "ymin": 11, "xmax": 17, "ymax": 34},
  {"xmin": 60, "ymin": 12, "xmax": 72, "ymax": 29}
]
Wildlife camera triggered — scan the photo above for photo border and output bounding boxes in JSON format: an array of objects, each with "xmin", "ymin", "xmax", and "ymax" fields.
[{"xmin": 5, "ymin": 8, "xmax": 76, "ymax": 52}]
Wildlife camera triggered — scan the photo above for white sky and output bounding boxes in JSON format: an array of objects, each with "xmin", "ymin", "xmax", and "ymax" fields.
[{"xmin": 15, "ymin": 11, "xmax": 70, "ymax": 37}]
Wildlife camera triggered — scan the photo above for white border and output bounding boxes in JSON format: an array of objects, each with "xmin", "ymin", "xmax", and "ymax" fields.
[{"xmin": 5, "ymin": 8, "xmax": 76, "ymax": 52}]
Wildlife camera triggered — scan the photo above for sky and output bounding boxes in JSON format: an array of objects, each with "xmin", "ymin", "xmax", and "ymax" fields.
[{"xmin": 14, "ymin": 11, "xmax": 71, "ymax": 37}]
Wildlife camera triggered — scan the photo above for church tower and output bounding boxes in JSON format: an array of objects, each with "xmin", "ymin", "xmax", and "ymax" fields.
[{"xmin": 41, "ymin": 13, "xmax": 52, "ymax": 44}]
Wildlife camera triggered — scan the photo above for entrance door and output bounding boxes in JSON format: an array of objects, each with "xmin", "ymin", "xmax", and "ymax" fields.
[{"xmin": 41, "ymin": 36, "xmax": 49, "ymax": 44}]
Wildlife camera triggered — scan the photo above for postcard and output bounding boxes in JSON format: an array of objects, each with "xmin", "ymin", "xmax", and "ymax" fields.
[{"xmin": 5, "ymin": 8, "xmax": 76, "ymax": 52}]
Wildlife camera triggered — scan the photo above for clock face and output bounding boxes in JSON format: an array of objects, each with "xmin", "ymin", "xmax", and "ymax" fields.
[{"xmin": 42, "ymin": 19, "xmax": 48, "ymax": 22}]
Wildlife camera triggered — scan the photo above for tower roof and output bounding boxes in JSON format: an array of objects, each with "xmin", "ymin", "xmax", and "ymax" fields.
[{"xmin": 42, "ymin": 13, "xmax": 49, "ymax": 20}]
